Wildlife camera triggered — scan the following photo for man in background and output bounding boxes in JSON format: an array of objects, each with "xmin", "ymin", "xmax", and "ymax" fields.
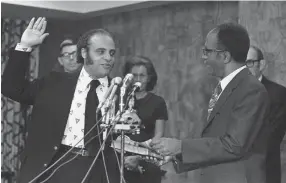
[
  {"xmin": 247, "ymin": 45, "xmax": 286, "ymax": 183},
  {"xmin": 53, "ymin": 35, "xmax": 82, "ymax": 73}
]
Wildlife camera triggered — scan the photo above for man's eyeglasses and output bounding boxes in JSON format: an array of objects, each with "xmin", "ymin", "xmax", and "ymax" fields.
[
  {"xmin": 60, "ymin": 51, "xmax": 77, "ymax": 60},
  {"xmin": 202, "ymin": 47, "xmax": 225, "ymax": 56},
  {"xmin": 245, "ymin": 59, "xmax": 260, "ymax": 67}
]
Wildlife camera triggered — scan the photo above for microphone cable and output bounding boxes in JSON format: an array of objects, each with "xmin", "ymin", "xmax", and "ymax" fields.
[
  {"xmin": 38, "ymin": 128, "xmax": 104, "ymax": 183},
  {"xmin": 28, "ymin": 112, "xmax": 107, "ymax": 183},
  {"xmin": 80, "ymin": 102, "xmax": 130, "ymax": 183},
  {"xmin": 111, "ymin": 133, "xmax": 127, "ymax": 183},
  {"xmin": 80, "ymin": 111, "xmax": 123, "ymax": 183}
]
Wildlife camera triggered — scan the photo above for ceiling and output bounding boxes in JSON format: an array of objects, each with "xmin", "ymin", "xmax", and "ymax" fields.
[{"xmin": 1, "ymin": 1, "xmax": 173, "ymax": 20}]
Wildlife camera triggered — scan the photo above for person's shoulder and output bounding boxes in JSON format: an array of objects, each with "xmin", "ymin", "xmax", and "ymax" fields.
[
  {"xmin": 148, "ymin": 92, "xmax": 166, "ymax": 104},
  {"xmin": 236, "ymin": 70, "xmax": 269, "ymax": 103},
  {"xmin": 242, "ymin": 69, "xmax": 266, "ymax": 90},
  {"xmin": 263, "ymin": 76, "xmax": 286, "ymax": 91},
  {"xmin": 263, "ymin": 76, "xmax": 286, "ymax": 100}
]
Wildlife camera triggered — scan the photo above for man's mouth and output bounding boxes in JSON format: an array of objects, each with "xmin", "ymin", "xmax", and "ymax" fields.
[
  {"xmin": 101, "ymin": 64, "xmax": 112, "ymax": 70},
  {"xmin": 69, "ymin": 64, "xmax": 78, "ymax": 68}
]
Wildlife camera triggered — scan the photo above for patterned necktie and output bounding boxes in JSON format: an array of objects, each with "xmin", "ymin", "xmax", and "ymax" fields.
[
  {"xmin": 84, "ymin": 80, "xmax": 101, "ymax": 146},
  {"xmin": 207, "ymin": 82, "xmax": 222, "ymax": 120}
]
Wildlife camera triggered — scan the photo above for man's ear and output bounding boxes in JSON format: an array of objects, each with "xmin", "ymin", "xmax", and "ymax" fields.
[
  {"xmin": 260, "ymin": 59, "xmax": 267, "ymax": 72},
  {"xmin": 81, "ymin": 48, "xmax": 87, "ymax": 60},
  {"xmin": 58, "ymin": 57, "xmax": 63, "ymax": 66},
  {"xmin": 223, "ymin": 51, "xmax": 231, "ymax": 64}
]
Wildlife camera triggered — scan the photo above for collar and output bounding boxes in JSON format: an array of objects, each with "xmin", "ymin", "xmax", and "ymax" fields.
[
  {"xmin": 220, "ymin": 65, "xmax": 246, "ymax": 91},
  {"xmin": 78, "ymin": 67, "xmax": 108, "ymax": 90}
]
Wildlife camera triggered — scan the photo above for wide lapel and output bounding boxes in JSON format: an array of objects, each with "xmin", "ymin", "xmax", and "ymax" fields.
[{"xmin": 202, "ymin": 68, "xmax": 250, "ymax": 131}]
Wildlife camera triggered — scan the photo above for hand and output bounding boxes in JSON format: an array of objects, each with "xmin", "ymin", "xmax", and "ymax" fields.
[
  {"xmin": 20, "ymin": 17, "xmax": 49, "ymax": 47},
  {"xmin": 150, "ymin": 137, "xmax": 182, "ymax": 156},
  {"xmin": 124, "ymin": 155, "xmax": 140, "ymax": 171}
]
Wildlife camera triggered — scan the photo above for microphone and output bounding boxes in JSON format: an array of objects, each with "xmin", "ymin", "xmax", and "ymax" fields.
[
  {"xmin": 121, "ymin": 73, "xmax": 134, "ymax": 89},
  {"xmin": 128, "ymin": 82, "xmax": 141, "ymax": 96},
  {"xmin": 97, "ymin": 77, "xmax": 122, "ymax": 112},
  {"xmin": 119, "ymin": 73, "xmax": 134, "ymax": 112},
  {"xmin": 106, "ymin": 81, "xmax": 120, "ymax": 104}
]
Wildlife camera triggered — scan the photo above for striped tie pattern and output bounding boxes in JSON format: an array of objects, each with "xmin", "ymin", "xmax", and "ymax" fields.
[{"xmin": 207, "ymin": 82, "xmax": 222, "ymax": 120}]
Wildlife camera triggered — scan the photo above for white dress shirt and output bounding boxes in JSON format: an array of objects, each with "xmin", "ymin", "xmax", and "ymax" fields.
[
  {"xmin": 61, "ymin": 67, "xmax": 108, "ymax": 148},
  {"xmin": 219, "ymin": 65, "xmax": 247, "ymax": 98}
]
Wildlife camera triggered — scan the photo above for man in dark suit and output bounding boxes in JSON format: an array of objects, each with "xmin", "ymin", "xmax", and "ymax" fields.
[
  {"xmin": 246, "ymin": 45, "xmax": 286, "ymax": 183},
  {"xmin": 2, "ymin": 17, "xmax": 119, "ymax": 183},
  {"xmin": 150, "ymin": 23, "xmax": 271, "ymax": 183}
]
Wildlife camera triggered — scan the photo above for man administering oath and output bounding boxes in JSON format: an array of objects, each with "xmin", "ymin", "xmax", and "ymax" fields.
[{"xmin": 151, "ymin": 23, "xmax": 271, "ymax": 183}]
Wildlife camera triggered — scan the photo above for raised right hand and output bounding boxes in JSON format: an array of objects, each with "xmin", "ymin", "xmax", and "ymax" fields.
[{"xmin": 20, "ymin": 17, "xmax": 49, "ymax": 47}]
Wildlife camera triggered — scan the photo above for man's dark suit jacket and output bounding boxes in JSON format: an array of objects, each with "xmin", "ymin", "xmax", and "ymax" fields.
[
  {"xmin": 173, "ymin": 68, "xmax": 271, "ymax": 183},
  {"xmin": 262, "ymin": 76, "xmax": 286, "ymax": 183},
  {"xmin": 1, "ymin": 50, "xmax": 113, "ymax": 183}
]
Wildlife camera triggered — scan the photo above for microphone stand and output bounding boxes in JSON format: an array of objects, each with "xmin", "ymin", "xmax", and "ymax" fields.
[
  {"xmin": 81, "ymin": 109, "xmax": 123, "ymax": 183},
  {"xmin": 119, "ymin": 86, "xmax": 126, "ymax": 183}
]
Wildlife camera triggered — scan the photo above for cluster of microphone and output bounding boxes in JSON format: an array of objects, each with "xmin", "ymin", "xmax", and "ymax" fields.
[
  {"xmin": 97, "ymin": 73, "xmax": 141, "ymax": 113},
  {"xmin": 27, "ymin": 74, "xmax": 142, "ymax": 183}
]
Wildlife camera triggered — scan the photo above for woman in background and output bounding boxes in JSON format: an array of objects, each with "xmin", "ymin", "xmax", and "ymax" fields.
[{"xmin": 122, "ymin": 56, "xmax": 168, "ymax": 183}]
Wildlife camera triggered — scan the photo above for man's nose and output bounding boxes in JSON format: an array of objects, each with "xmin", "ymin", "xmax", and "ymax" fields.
[
  {"xmin": 104, "ymin": 52, "xmax": 112, "ymax": 61},
  {"xmin": 134, "ymin": 76, "xmax": 142, "ymax": 82},
  {"xmin": 201, "ymin": 53, "xmax": 208, "ymax": 62},
  {"xmin": 69, "ymin": 55, "xmax": 77, "ymax": 62}
]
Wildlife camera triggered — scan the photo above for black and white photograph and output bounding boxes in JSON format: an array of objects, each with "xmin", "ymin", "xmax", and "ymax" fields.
[{"xmin": 1, "ymin": 1, "xmax": 286, "ymax": 183}]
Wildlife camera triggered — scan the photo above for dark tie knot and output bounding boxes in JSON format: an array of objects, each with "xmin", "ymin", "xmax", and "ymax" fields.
[{"xmin": 89, "ymin": 80, "xmax": 101, "ymax": 91}]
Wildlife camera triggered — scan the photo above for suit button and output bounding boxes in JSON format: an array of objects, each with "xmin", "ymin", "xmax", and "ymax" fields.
[
  {"xmin": 43, "ymin": 163, "xmax": 48, "ymax": 167},
  {"xmin": 54, "ymin": 146, "xmax": 58, "ymax": 150}
]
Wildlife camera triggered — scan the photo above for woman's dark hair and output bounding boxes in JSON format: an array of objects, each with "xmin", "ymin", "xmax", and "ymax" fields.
[
  {"xmin": 76, "ymin": 29, "xmax": 114, "ymax": 64},
  {"xmin": 123, "ymin": 56, "xmax": 158, "ymax": 91},
  {"xmin": 215, "ymin": 22, "xmax": 250, "ymax": 63}
]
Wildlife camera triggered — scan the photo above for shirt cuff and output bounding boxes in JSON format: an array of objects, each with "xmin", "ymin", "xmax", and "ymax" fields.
[{"xmin": 15, "ymin": 43, "xmax": 32, "ymax": 52}]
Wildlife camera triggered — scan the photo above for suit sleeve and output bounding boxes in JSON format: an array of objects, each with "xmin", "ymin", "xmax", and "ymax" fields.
[
  {"xmin": 174, "ymin": 85, "xmax": 270, "ymax": 172},
  {"xmin": 1, "ymin": 49, "xmax": 45, "ymax": 105}
]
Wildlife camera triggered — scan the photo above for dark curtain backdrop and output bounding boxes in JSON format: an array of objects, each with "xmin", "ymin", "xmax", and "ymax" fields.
[{"xmin": 1, "ymin": 18, "xmax": 39, "ymax": 183}]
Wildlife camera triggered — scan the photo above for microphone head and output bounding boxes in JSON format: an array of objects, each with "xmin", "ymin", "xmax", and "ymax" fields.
[
  {"xmin": 122, "ymin": 73, "xmax": 134, "ymax": 86},
  {"xmin": 113, "ymin": 77, "xmax": 122, "ymax": 85},
  {"xmin": 133, "ymin": 82, "xmax": 142, "ymax": 88},
  {"xmin": 133, "ymin": 82, "xmax": 142, "ymax": 92}
]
